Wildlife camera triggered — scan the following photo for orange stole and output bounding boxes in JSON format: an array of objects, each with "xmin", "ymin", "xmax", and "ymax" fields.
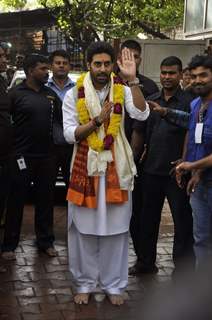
[{"xmin": 67, "ymin": 140, "xmax": 128, "ymax": 208}]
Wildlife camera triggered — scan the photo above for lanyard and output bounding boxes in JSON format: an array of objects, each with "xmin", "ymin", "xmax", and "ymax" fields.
[
  {"xmin": 195, "ymin": 102, "xmax": 208, "ymax": 144},
  {"xmin": 198, "ymin": 102, "xmax": 208, "ymax": 123}
]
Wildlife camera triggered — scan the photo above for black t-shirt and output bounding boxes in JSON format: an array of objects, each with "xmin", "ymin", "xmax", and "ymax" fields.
[
  {"xmin": 124, "ymin": 73, "xmax": 159, "ymax": 142},
  {"xmin": 139, "ymin": 87, "xmax": 193, "ymax": 176},
  {"xmin": 0, "ymin": 75, "xmax": 12, "ymax": 161},
  {"xmin": 9, "ymin": 81, "xmax": 62, "ymax": 158}
]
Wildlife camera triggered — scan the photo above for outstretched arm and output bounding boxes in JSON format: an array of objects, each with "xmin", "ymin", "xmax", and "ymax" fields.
[
  {"xmin": 148, "ymin": 101, "xmax": 190, "ymax": 129},
  {"xmin": 176, "ymin": 154, "xmax": 212, "ymax": 172}
]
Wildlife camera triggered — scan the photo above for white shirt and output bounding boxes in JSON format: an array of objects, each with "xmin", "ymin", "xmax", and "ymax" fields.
[
  {"xmin": 63, "ymin": 85, "xmax": 149, "ymax": 144},
  {"xmin": 63, "ymin": 84, "xmax": 149, "ymax": 236}
]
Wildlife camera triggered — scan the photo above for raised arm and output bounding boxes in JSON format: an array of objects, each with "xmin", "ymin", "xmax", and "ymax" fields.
[{"xmin": 117, "ymin": 48, "xmax": 147, "ymax": 112}]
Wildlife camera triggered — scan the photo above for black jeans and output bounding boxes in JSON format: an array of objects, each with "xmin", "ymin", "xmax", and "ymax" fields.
[
  {"xmin": 0, "ymin": 158, "xmax": 11, "ymax": 224},
  {"xmin": 2, "ymin": 155, "xmax": 57, "ymax": 251},
  {"xmin": 130, "ymin": 163, "xmax": 143, "ymax": 258},
  {"xmin": 137, "ymin": 173, "xmax": 195, "ymax": 270}
]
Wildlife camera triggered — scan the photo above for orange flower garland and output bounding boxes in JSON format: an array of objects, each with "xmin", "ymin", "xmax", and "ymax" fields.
[{"xmin": 76, "ymin": 73, "xmax": 124, "ymax": 152}]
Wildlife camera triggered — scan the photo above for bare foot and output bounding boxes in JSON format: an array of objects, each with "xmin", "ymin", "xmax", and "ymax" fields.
[
  {"xmin": 108, "ymin": 294, "xmax": 124, "ymax": 306},
  {"xmin": 74, "ymin": 293, "xmax": 90, "ymax": 304}
]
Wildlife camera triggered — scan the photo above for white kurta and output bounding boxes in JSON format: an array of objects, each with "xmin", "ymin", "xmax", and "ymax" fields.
[{"xmin": 63, "ymin": 84, "xmax": 149, "ymax": 236}]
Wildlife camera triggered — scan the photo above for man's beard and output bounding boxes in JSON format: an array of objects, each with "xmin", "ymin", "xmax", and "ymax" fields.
[
  {"xmin": 193, "ymin": 83, "xmax": 212, "ymax": 97},
  {"xmin": 91, "ymin": 72, "xmax": 110, "ymax": 86},
  {"xmin": 37, "ymin": 75, "xmax": 49, "ymax": 85}
]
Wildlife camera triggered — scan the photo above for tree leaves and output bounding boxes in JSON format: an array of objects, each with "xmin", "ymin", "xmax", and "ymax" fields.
[
  {"xmin": 1, "ymin": 0, "xmax": 184, "ymax": 52},
  {"xmin": 0, "ymin": 0, "xmax": 27, "ymax": 9}
]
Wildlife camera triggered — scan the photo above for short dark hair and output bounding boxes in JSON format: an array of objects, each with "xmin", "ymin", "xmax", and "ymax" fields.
[
  {"xmin": 121, "ymin": 39, "xmax": 141, "ymax": 54},
  {"xmin": 86, "ymin": 41, "xmax": 115, "ymax": 63},
  {"xmin": 183, "ymin": 66, "xmax": 189, "ymax": 73},
  {"xmin": 49, "ymin": 50, "xmax": 70, "ymax": 64},
  {"xmin": 160, "ymin": 56, "xmax": 183, "ymax": 72},
  {"xmin": 23, "ymin": 54, "xmax": 48, "ymax": 75},
  {"xmin": 188, "ymin": 55, "xmax": 212, "ymax": 72}
]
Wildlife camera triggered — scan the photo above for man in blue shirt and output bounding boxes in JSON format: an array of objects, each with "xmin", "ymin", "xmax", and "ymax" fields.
[
  {"xmin": 48, "ymin": 50, "xmax": 75, "ymax": 100},
  {"xmin": 48, "ymin": 50, "xmax": 75, "ymax": 188},
  {"xmin": 176, "ymin": 55, "xmax": 212, "ymax": 268}
]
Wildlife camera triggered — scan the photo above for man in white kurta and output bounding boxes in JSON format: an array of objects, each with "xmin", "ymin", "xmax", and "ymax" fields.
[{"xmin": 62, "ymin": 41, "xmax": 149, "ymax": 305}]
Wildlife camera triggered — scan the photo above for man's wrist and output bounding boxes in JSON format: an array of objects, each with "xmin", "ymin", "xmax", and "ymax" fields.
[
  {"xmin": 128, "ymin": 77, "xmax": 139, "ymax": 87},
  {"xmin": 92, "ymin": 116, "xmax": 102, "ymax": 127},
  {"xmin": 161, "ymin": 107, "xmax": 168, "ymax": 117}
]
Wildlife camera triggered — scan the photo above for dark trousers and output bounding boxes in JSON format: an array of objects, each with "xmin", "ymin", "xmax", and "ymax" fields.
[
  {"xmin": 0, "ymin": 158, "xmax": 11, "ymax": 225},
  {"xmin": 55, "ymin": 145, "xmax": 73, "ymax": 189},
  {"xmin": 130, "ymin": 168, "xmax": 143, "ymax": 258},
  {"xmin": 134, "ymin": 173, "xmax": 195, "ymax": 269},
  {"xmin": 2, "ymin": 155, "xmax": 57, "ymax": 251}
]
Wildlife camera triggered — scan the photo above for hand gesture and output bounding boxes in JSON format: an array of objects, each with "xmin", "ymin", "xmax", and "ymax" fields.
[
  {"xmin": 117, "ymin": 48, "xmax": 136, "ymax": 82},
  {"xmin": 98, "ymin": 101, "xmax": 113, "ymax": 124},
  {"xmin": 148, "ymin": 101, "xmax": 167, "ymax": 117}
]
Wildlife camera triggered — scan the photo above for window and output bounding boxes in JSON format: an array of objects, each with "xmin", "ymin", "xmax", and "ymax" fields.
[
  {"xmin": 206, "ymin": 0, "xmax": 212, "ymax": 29},
  {"xmin": 185, "ymin": 0, "xmax": 205, "ymax": 32}
]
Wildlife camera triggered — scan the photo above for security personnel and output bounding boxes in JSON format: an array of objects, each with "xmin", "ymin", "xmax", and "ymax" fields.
[
  {"xmin": 1, "ymin": 54, "xmax": 62, "ymax": 260},
  {"xmin": 0, "ymin": 42, "xmax": 12, "ymax": 271}
]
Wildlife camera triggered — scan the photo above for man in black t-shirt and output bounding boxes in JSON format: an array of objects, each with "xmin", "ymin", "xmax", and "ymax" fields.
[
  {"xmin": 118, "ymin": 40, "xmax": 159, "ymax": 273},
  {"xmin": 0, "ymin": 42, "xmax": 13, "ymax": 272},
  {"xmin": 1, "ymin": 54, "xmax": 62, "ymax": 260},
  {"xmin": 0, "ymin": 44, "xmax": 12, "ymax": 215},
  {"xmin": 131, "ymin": 56, "xmax": 195, "ymax": 275}
]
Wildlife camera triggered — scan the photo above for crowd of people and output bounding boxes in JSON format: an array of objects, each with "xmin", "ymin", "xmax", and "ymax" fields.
[{"xmin": 0, "ymin": 39, "xmax": 212, "ymax": 306}]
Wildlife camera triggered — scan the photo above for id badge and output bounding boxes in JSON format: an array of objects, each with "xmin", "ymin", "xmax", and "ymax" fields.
[
  {"xmin": 195, "ymin": 123, "xmax": 203, "ymax": 144},
  {"xmin": 17, "ymin": 156, "xmax": 27, "ymax": 170}
]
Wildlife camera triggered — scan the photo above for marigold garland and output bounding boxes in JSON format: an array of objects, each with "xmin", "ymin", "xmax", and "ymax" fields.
[{"xmin": 76, "ymin": 73, "xmax": 124, "ymax": 152}]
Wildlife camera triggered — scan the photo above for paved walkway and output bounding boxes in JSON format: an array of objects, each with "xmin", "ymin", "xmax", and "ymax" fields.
[{"xmin": 0, "ymin": 202, "xmax": 174, "ymax": 320}]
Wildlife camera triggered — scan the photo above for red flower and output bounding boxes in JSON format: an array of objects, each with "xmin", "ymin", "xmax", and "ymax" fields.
[
  {"xmin": 114, "ymin": 103, "xmax": 122, "ymax": 114},
  {"xmin": 78, "ymin": 87, "xmax": 85, "ymax": 99},
  {"xmin": 113, "ymin": 76, "xmax": 124, "ymax": 85},
  {"xmin": 103, "ymin": 134, "xmax": 114, "ymax": 150}
]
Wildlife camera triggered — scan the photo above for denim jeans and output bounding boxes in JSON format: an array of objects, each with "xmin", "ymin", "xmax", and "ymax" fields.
[{"xmin": 190, "ymin": 182, "xmax": 212, "ymax": 267}]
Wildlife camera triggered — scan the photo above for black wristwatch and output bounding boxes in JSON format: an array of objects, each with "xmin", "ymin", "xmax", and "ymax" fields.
[{"xmin": 93, "ymin": 116, "xmax": 102, "ymax": 127}]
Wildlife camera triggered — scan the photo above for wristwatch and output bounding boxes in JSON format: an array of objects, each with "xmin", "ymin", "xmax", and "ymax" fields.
[
  {"xmin": 92, "ymin": 116, "xmax": 102, "ymax": 127},
  {"xmin": 128, "ymin": 77, "xmax": 140, "ymax": 87}
]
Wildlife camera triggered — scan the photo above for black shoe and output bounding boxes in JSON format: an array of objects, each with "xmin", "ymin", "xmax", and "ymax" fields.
[
  {"xmin": 129, "ymin": 262, "xmax": 158, "ymax": 275},
  {"xmin": 138, "ymin": 265, "xmax": 158, "ymax": 274}
]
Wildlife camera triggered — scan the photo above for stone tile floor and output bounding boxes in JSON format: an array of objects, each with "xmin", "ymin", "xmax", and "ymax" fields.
[{"xmin": 0, "ymin": 202, "xmax": 174, "ymax": 320}]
